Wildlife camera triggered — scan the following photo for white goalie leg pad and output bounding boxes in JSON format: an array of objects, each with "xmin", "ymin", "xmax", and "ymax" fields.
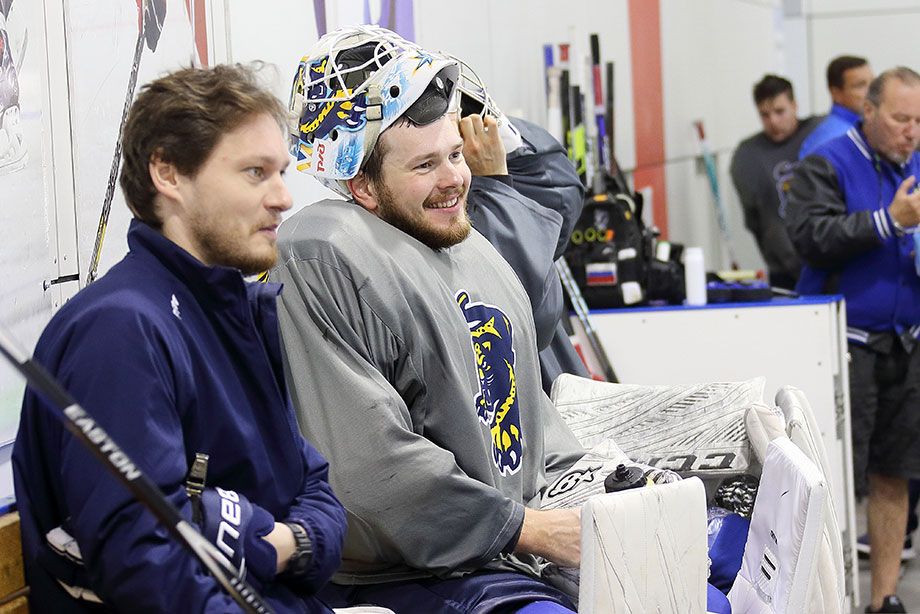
[
  {"xmin": 550, "ymin": 374, "xmax": 765, "ymax": 476},
  {"xmin": 745, "ymin": 402, "xmax": 787, "ymax": 466},
  {"xmin": 578, "ymin": 477, "xmax": 708, "ymax": 614},
  {"xmin": 774, "ymin": 387, "xmax": 846, "ymax": 614},
  {"xmin": 728, "ymin": 438, "xmax": 826, "ymax": 614}
]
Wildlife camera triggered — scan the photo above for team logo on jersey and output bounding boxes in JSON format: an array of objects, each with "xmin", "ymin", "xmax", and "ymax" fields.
[{"xmin": 456, "ymin": 290, "xmax": 523, "ymax": 476}]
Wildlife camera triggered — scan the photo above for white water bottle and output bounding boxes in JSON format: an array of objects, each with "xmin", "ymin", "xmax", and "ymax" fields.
[{"xmin": 684, "ymin": 247, "xmax": 707, "ymax": 306}]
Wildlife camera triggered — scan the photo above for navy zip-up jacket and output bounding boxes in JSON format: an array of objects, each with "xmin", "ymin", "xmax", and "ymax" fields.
[
  {"xmin": 13, "ymin": 221, "xmax": 346, "ymax": 612},
  {"xmin": 786, "ymin": 124, "xmax": 920, "ymax": 342}
]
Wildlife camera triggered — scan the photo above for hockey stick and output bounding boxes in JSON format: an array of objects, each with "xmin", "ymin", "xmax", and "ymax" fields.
[
  {"xmin": 542, "ymin": 44, "xmax": 564, "ymax": 146},
  {"xmin": 569, "ymin": 85, "xmax": 588, "ymax": 187},
  {"xmin": 605, "ymin": 61, "xmax": 631, "ymax": 196},
  {"xmin": 588, "ymin": 34, "xmax": 607, "ymax": 196},
  {"xmin": 86, "ymin": 6, "xmax": 147, "ymax": 284},
  {"xmin": 694, "ymin": 120, "xmax": 739, "ymax": 270},
  {"xmin": 554, "ymin": 258, "xmax": 618, "ymax": 383},
  {"xmin": 0, "ymin": 326, "xmax": 274, "ymax": 614},
  {"xmin": 558, "ymin": 44, "xmax": 572, "ymax": 152}
]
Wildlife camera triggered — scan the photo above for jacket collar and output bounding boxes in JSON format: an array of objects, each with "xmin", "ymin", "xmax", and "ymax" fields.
[
  {"xmin": 126, "ymin": 219, "xmax": 281, "ymax": 311},
  {"xmin": 829, "ymin": 103, "xmax": 860, "ymax": 124}
]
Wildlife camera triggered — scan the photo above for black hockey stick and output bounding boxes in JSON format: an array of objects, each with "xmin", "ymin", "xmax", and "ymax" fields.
[
  {"xmin": 554, "ymin": 258, "xmax": 618, "ymax": 383},
  {"xmin": 0, "ymin": 327, "xmax": 273, "ymax": 614},
  {"xmin": 605, "ymin": 61, "xmax": 632, "ymax": 196},
  {"xmin": 589, "ymin": 34, "xmax": 606, "ymax": 196},
  {"xmin": 86, "ymin": 5, "xmax": 147, "ymax": 284}
]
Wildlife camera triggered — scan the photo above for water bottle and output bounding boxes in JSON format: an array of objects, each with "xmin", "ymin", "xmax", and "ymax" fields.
[
  {"xmin": 604, "ymin": 463, "xmax": 647, "ymax": 493},
  {"xmin": 684, "ymin": 247, "xmax": 707, "ymax": 306}
]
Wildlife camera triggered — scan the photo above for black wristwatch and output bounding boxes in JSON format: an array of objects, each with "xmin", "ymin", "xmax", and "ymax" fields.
[{"xmin": 282, "ymin": 521, "xmax": 313, "ymax": 579}]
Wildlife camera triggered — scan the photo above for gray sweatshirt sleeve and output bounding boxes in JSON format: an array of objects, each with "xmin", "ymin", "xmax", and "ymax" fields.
[
  {"xmin": 729, "ymin": 145, "xmax": 762, "ymax": 237},
  {"xmin": 508, "ymin": 117, "xmax": 586, "ymax": 260},
  {"xmin": 785, "ymin": 154, "xmax": 882, "ymax": 269},
  {"xmin": 467, "ymin": 177, "xmax": 564, "ymax": 351},
  {"xmin": 274, "ymin": 255, "xmax": 525, "ymax": 577}
]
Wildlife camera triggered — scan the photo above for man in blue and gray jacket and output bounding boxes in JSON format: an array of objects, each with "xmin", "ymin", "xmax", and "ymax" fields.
[
  {"xmin": 12, "ymin": 65, "xmax": 347, "ymax": 612},
  {"xmin": 786, "ymin": 66, "xmax": 920, "ymax": 614}
]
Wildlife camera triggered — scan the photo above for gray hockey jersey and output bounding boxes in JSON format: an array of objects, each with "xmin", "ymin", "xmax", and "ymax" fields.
[{"xmin": 272, "ymin": 200, "xmax": 585, "ymax": 584}]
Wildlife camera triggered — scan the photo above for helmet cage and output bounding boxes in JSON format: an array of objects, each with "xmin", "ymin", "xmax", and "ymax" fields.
[
  {"xmin": 453, "ymin": 57, "xmax": 523, "ymax": 153},
  {"xmin": 289, "ymin": 25, "xmax": 460, "ymax": 197}
]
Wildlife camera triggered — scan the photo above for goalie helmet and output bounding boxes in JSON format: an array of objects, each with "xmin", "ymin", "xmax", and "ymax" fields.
[
  {"xmin": 289, "ymin": 25, "xmax": 460, "ymax": 197},
  {"xmin": 451, "ymin": 56, "xmax": 523, "ymax": 154}
]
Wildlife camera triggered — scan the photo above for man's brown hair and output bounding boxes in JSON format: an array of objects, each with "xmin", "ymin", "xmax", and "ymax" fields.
[
  {"xmin": 119, "ymin": 63, "xmax": 287, "ymax": 228},
  {"xmin": 752, "ymin": 74, "xmax": 794, "ymax": 105},
  {"xmin": 826, "ymin": 55, "xmax": 868, "ymax": 90}
]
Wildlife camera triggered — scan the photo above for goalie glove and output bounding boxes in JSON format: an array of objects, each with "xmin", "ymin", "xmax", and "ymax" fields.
[{"xmin": 192, "ymin": 487, "xmax": 278, "ymax": 585}]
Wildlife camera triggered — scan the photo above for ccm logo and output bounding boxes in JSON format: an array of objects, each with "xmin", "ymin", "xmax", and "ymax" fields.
[
  {"xmin": 316, "ymin": 142, "xmax": 326, "ymax": 172},
  {"xmin": 215, "ymin": 487, "xmax": 242, "ymax": 560},
  {"xmin": 640, "ymin": 452, "xmax": 738, "ymax": 472}
]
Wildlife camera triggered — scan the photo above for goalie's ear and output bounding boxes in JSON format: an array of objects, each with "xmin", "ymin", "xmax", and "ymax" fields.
[{"xmin": 348, "ymin": 171, "xmax": 381, "ymax": 214}]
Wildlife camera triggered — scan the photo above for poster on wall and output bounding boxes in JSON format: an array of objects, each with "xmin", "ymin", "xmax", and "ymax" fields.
[
  {"xmin": 68, "ymin": 0, "xmax": 206, "ymax": 283},
  {"xmin": 0, "ymin": 0, "xmax": 57, "ymax": 453}
]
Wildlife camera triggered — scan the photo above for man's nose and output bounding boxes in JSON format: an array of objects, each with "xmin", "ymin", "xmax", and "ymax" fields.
[
  {"xmin": 437, "ymin": 160, "xmax": 464, "ymax": 189},
  {"xmin": 268, "ymin": 173, "xmax": 294, "ymax": 212}
]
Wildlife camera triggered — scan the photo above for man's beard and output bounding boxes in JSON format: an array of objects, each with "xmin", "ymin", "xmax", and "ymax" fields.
[
  {"xmin": 190, "ymin": 215, "xmax": 278, "ymax": 275},
  {"xmin": 375, "ymin": 182, "xmax": 472, "ymax": 250}
]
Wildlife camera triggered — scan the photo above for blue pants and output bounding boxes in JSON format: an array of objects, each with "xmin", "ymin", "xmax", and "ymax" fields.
[{"xmin": 319, "ymin": 570, "xmax": 575, "ymax": 614}]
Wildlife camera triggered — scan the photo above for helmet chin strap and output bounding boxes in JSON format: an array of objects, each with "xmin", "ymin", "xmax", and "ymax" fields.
[
  {"xmin": 361, "ymin": 83, "xmax": 385, "ymax": 161},
  {"xmin": 339, "ymin": 83, "xmax": 384, "ymax": 198}
]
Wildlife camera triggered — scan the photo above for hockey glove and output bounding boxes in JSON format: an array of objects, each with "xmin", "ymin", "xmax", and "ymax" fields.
[{"xmin": 194, "ymin": 487, "xmax": 278, "ymax": 584}]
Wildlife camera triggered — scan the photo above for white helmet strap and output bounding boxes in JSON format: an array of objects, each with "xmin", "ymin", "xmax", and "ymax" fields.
[{"xmin": 362, "ymin": 83, "xmax": 385, "ymax": 165}]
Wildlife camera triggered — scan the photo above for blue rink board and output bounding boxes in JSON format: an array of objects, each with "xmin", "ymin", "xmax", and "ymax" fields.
[{"xmin": 587, "ymin": 294, "xmax": 843, "ymax": 315}]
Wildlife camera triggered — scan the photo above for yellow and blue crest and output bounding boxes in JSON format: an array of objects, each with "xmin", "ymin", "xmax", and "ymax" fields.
[{"xmin": 456, "ymin": 290, "xmax": 524, "ymax": 476}]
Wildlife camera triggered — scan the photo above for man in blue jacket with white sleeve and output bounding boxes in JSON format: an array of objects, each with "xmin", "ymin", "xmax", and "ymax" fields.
[
  {"xmin": 786, "ymin": 66, "xmax": 920, "ymax": 614},
  {"xmin": 12, "ymin": 64, "xmax": 347, "ymax": 612}
]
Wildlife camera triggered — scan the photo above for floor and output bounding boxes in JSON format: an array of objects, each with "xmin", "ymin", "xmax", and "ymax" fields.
[{"xmin": 854, "ymin": 499, "xmax": 920, "ymax": 613}]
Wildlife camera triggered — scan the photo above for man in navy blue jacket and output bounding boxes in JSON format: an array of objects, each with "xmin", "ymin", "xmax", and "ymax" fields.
[
  {"xmin": 12, "ymin": 65, "xmax": 347, "ymax": 612},
  {"xmin": 787, "ymin": 66, "xmax": 920, "ymax": 614}
]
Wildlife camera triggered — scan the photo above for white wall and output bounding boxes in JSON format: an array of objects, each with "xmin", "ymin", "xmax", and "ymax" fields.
[
  {"xmin": 661, "ymin": 0, "xmax": 779, "ymax": 272},
  {"xmin": 802, "ymin": 3, "xmax": 920, "ymax": 114}
]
